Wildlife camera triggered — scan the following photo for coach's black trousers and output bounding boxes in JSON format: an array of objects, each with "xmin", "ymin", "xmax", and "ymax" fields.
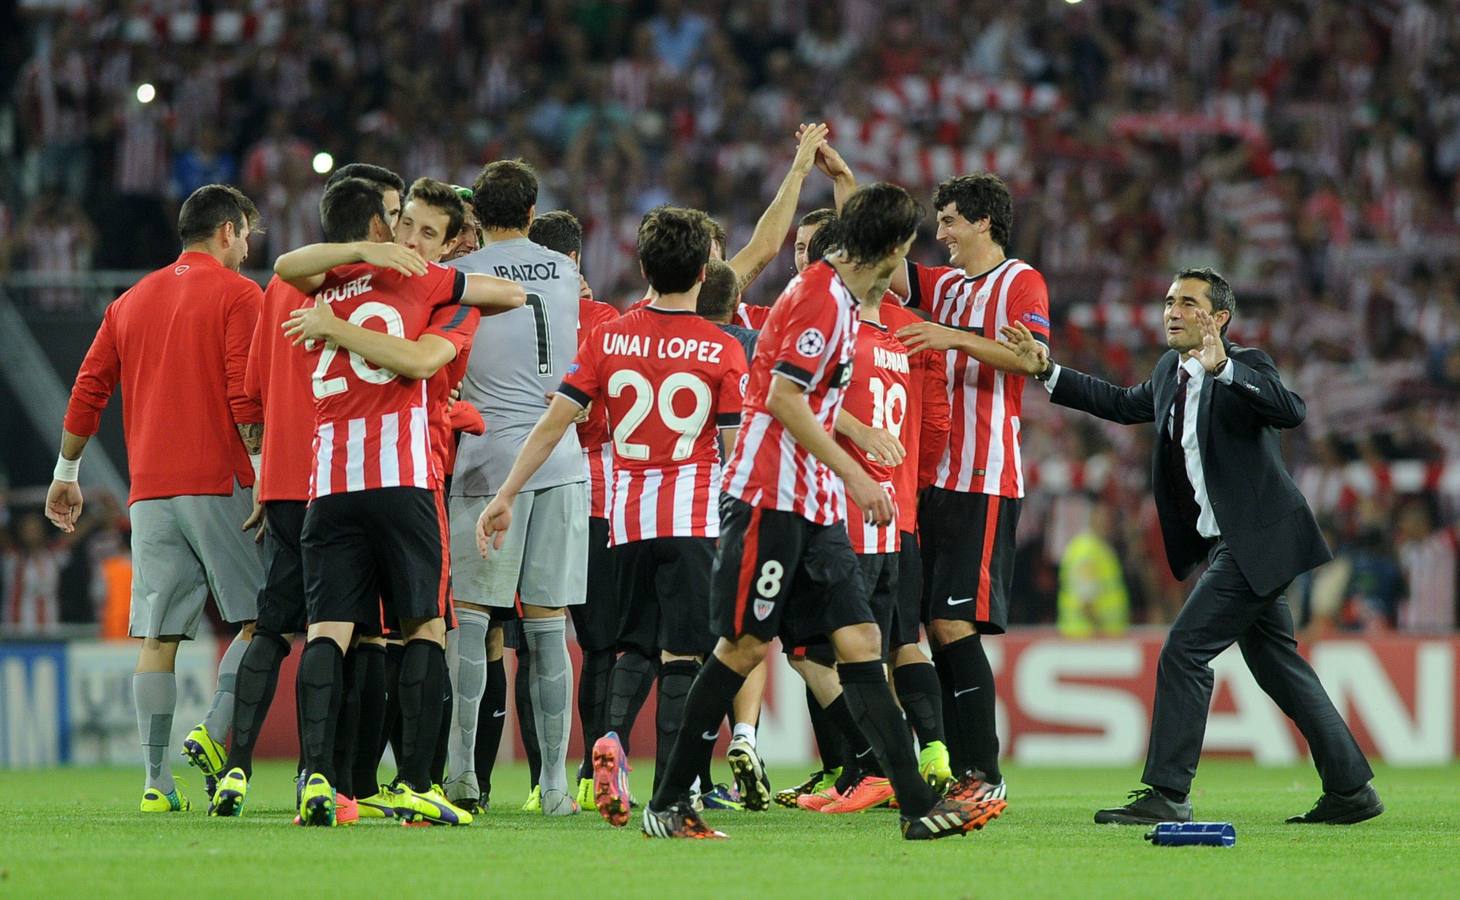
[{"xmin": 1143, "ymin": 542, "xmax": 1372, "ymax": 795}]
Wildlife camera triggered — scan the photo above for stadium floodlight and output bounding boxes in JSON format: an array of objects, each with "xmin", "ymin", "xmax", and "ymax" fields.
[
  {"xmin": 312, "ymin": 152, "xmax": 335, "ymax": 175},
  {"xmin": 136, "ymin": 83, "xmax": 156, "ymax": 104}
]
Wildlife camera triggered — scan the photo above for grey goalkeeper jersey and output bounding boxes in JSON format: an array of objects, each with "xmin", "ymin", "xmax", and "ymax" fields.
[{"xmin": 448, "ymin": 237, "xmax": 584, "ymax": 496}]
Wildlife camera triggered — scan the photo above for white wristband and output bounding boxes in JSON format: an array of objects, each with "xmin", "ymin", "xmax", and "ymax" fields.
[
  {"xmin": 249, "ymin": 453, "xmax": 262, "ymax": 480},
  {"xmin": 54, "ymin": 453, "xmax": 81, "ymax": 482}
]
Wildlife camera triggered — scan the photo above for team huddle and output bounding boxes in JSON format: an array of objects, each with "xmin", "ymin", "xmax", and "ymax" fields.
[{"xmin": 47, "ymin": 124, "xmax": 1057, "ymax": 841}]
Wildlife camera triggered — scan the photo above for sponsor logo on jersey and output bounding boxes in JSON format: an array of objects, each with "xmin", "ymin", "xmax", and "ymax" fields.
[
  {"xmin": 753, "ymin": 598, "xmax": 775, "ymax": 621},
  {"xmin": 1022, "ymin": 312, "xmax": 1050, "ymax": 328},
  {"xmin": 795, "ymin": 328, "xmax": 826, "ymax": 357},
  {"xmin": 173, "ymin": 265, "xmax": 190, "ymax": 276}
]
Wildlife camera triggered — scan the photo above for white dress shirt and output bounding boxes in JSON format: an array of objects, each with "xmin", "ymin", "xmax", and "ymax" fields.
[{"xmin": 1044, "ymin": 355, "xmax": 1235, "ymax": 538}]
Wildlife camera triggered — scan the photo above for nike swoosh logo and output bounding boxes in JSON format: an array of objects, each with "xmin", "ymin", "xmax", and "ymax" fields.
[
  {"xmin": 953, "ymin": 687, "xmax": 980, "ymax": 697},
  {"xmin": 947, "ymin": 597, "xmax": 975, "ymax": 606},
  {"xmin": 493, "ymin": 710, "xmax": 507, "ymax": 718},
  {"xmin": 702, "ymin": 730, "xmax": 719, "ymax": 741}
]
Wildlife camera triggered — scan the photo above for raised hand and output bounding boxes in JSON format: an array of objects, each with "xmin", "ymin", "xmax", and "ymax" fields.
[
  {"xmin": 283, "ymin": 298, "xmax": 339, "ymax": 345},
  {"xmin": 998, "ymin": 321, "xmax": 1050, "ymax": 375},
  {"xmin": 791, "ymin": 122, "xmax": 831, "ymax": 176},
  {"xmin": 1188, "ymin": 308, "xmax": 1228, "ymax": 373},
  {"xmin": 357, "ymin": 242, "xmax": 428, "ymax": 277}
]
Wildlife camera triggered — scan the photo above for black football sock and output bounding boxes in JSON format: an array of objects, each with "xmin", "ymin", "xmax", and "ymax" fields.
[
  {"xmin": 298, "ymin": 638, "xmax": 344, "ymax": 784},
  {"xmin": 653, "ymin": 660, "xmax": 699, "ymax": 795},
  {"xmin": 223, "ymin": 631, "xmax": 288, "ymax": 778},
  {"xmin": 351, "ymin": 643, "xmax": 386, "ymax": 796},
  {"xmin": 648, "ymin": 655, "xmax": 745, "ymax": 810},
  {"xmin": 604, "ymin": 651, "xmax": 658, "ymax": 755},
  {"xmin": 515, "ymin": 647, "xmax": 541, "ymax": 788},
  {"xmin": 838, "ymin": 660, "xmax": 936, "ymax": 818},
  {"xmin": 332, "ymin": 648, "xmax": 362, "ymax": 798},
  {"xmin": 397, "ymin": 639, "xmax": 447, "ymax": 792},
  {"xmin": 942, "ymin": 634, "xmax": 1002, "ymax": 783},
  {"xmin": 824, "ymin": 693, "xmax": 879, "ymax": 784},
  {"xmin": 381, "ymin": 642, "xmax": 404, "ymax": 768},
  {"xmin": 431, "ymin": 678, "xmax": 453, "ymax": 786},
  {"xmin": 577, "ymin": 648, "xmax": 615, "ymax": 779},
  {"xmin": 475, "ymin": 656, "xmax": 507, "ymax": 800},
  {"xmin": 806, "ymin": 684, "xmax": 845, "ymax": 771},
  {"xmin": 932, "ymin": 649, "xmax": 968, "ymax": 773},
  {"xmin": 893, "ymin": 661, "xmax": 946, "ymax": 748}
]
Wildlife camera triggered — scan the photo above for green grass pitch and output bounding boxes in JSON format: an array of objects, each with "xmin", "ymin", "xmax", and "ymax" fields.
[{"xmin": 0, "ymin": 761, "xmax": 1454, "ymax": 898}]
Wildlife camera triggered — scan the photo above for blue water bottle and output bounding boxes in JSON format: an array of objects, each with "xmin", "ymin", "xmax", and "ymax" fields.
[{"xmin": 1144, "ymin": 822, "xmax": 1237, "ymax": 847}]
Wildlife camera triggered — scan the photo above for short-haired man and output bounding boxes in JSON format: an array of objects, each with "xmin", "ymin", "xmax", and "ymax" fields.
[
  {"xmin": 271, "ymin": 176, "xmax": 524, "ymax": 826},
  {"xmin": 446, "ymin": 159, "xmax": 588, "ymax": 816},
  {"xmin": 49, "ymin": 184, "xmax": 267, "ymax": 813},
  {"xmin": 638, "ymin": 183, "xmax": 1001, "ymax": 841},
  {"xmin": 1005, "ymin": 267, "xmax": 1381, "ymax": 827},
  {"xmin": 894, "ymin": 173, "xmax": 1052, "ymax": 805},
  {"xmin": 325, "ymin": 163, "xmax": 405, "ymax": 232},
  {"xmin": 480, "ymin": 206, "xmax": 748, "ymax": 828}
]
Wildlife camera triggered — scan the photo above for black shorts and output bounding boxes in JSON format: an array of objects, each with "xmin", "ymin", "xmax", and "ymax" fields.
[
  {"xmin": 919, "ymin": 487, "xmax": 1020, "ymax": 634},
  {"xmin": 613, "ymin": 536, "xmax": 716, "ymax": 657},
  {"xmin": 890, "ymin": 531, "xmax": 922, "ymax": 648},
  {"xmin": 569, "ymin": 517, "xmax": 619, "ymax": 652},
  {"xmin": 255, "ymin": 500, "xmax": 307, "ymax": 636},
  {"xmin": 860, "ymin": 552, "xmax": 899, "ymax": 657},
  {"xmin": 302, "ymin": 487, "xmax": 449, "ymax": 628},
  {"xmin": 710, "ymin": 497, "xmax": 872, "ymax": 647}
]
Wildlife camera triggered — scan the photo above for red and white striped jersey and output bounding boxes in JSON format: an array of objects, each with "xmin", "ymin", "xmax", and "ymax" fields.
[
  {"xmin": 836, "ymin": 321, "xmax": 912, "ymax": 553},
  {"xmin": 426, "ymin": 305, "xmax": 481, "ymax": 477},
  {"xmin": 577, "ymin": 297, "xmax": 622, "ymax": 519},
  {"xmin": 306, "ymin": 262, "xmax": 466, "ymax": 499},
  {"xmin": 723, "ymin": 261, "xmax": 860, "ymax": 525},
  {"xmin": 559, "ymin": 306, "xmax": 747, "ymax": 546},
  {"xmin": 905, "ymin": 258, "xmax": 1050, "ymax": 498}
]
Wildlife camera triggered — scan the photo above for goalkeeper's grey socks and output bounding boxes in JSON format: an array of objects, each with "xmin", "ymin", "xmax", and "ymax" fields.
[{"xmin": 523, "ymin": 615, "xmax": 575, "ymax": 813}]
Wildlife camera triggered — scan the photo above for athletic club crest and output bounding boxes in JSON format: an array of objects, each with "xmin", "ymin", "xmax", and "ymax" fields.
[{"xmin": 753, "ymin": 598, "xmax": 775, "ymax": 621}]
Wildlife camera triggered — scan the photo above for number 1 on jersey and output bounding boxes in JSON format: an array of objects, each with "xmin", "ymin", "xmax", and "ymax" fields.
[{"xmin": 525, "ymin": 291, "xmax": 552, "ymax": 376}]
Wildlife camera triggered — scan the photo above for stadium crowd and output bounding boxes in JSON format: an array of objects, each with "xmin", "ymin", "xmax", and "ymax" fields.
[{"xmin": 4, "ymin": 0, "xmax": 1459, "ymax": 636}]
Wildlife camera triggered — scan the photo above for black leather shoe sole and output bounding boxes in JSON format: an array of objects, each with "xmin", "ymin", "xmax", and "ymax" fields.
[{"xmin": 1287, "ymin": 799, "xmax": 1385, "ymax": 825}]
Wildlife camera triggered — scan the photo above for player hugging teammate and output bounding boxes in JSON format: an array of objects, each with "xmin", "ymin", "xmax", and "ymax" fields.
[{"xmin": 58, "ymin": 110, "xmax": 1042, "ymax": 846}]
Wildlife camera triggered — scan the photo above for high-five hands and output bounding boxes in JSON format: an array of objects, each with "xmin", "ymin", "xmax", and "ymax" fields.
[{"xmin": 997, "ymin": 321, "xmax": 1051, "ymax": 376}]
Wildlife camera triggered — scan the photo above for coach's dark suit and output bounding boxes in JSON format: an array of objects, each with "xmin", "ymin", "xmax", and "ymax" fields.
[{"xmin": 1051, "ymin": 343, "xmax": 1372, "ymax": 795}]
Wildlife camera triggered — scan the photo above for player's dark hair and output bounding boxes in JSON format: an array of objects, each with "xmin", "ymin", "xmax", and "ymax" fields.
[
  {"xmin": 706, "ymin": 217, "xmax": 729, "ymax": 257},
  {"xmin": 326, "ymin": 162, "xmax": 405, "ymax": 198},
  {"xmin": 695, "ymin": 258, "xmax": 739, "ymax": 321},
  {"xmin": 319, "ymin": 177, "xmax": 386, "ymax": 243},
  {"xmin": 528, "ymin": 210, "xmax": 583, "ymax": 257},
  {"xmin": 638, "ymin": 206, "xmax": 711, "ymax": 295},
  {"xmin": 471, "ymin": 159, "xmax": 538, "ymax": 231},
  {"xmin": 177, "ymin": 184, "xmax": 261, "ymax": 246},
  {"xmin": 806, "ymin": 220, "xmax": 840, "ymax": 264},
  {"xmin": 834, "ymin": 183, "xmax": 921, "ymax": 266},
  {"xmin": 799, "ymin": 208, "xmax": 837, "ymax": 230},
  {"xmin": 404, "ymin": 177, "xmax": 465, "ymax": 241},
  {"xmin": 933, "ymin": 172, "xmax": 1013, "ymax": 250},
  {"xmin": 1175, "ymin": 266, "xmax": 1237, "ymax": 336}
]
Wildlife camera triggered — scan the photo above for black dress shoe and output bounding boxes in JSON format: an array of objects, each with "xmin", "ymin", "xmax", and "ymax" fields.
[
  {"xmin": 1094, "ymin": 787, "xmax": 1193, "ymax": 825},
  {"xmin": 1286, "ymin": 783, "xmax": 1384, "ymax": 824}
]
